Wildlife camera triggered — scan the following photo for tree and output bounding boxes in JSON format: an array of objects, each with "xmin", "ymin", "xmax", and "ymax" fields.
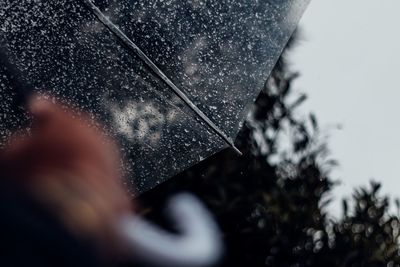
[
  {"xmin": 329, "ymin": 181, "xmax": 400, "ymax": 266},
  {"xmin": 138, "ymin": 33, "xmax": 400, "ymax": 267}
]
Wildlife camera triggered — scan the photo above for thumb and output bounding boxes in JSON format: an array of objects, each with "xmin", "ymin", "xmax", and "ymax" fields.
[{"xmin": 28, "ymin": 96, "xmax": 60, "ymax": 129}]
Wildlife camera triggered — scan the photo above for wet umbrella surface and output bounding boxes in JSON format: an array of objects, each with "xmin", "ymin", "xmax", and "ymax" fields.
[{"xmin": 0, "ymin": 0, "xmax": 310, "ymax": 194}]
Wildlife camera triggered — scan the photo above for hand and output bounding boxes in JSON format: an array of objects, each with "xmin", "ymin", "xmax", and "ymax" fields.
[{"xmin": 0, "ymin": 96, "xmax": 223, "ymax": 267}]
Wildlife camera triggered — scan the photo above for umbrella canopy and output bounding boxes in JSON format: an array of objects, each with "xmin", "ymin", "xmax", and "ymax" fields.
[{"xmin": 0, "ymin": 0, "xmax": 310, "ymax": 194}]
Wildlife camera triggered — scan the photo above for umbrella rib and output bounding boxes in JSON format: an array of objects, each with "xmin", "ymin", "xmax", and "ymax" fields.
[{"xmin": 81, "ymin": 0, "xmax": 242, "ymax": 155}]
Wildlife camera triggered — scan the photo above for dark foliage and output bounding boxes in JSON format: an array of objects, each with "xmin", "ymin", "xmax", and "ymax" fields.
[{"xmin": 138, "ymin": 35, "xmax": 400, "ymax": 267}]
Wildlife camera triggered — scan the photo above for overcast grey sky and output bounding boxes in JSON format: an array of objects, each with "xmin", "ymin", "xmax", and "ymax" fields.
[{"xmin": 290, "ymin": 0, "xmax": 400, "ymax": 216}]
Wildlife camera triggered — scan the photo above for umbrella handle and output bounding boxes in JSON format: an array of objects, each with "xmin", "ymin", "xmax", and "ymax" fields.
[{"xmin": 117, "ymin": 193, "xmax": 223, "ymax": 267}]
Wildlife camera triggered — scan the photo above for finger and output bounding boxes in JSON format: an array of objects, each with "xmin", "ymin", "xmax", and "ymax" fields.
[{"xmin": 28, "ymin": 96, "xmax": 58, "ymax": 128}]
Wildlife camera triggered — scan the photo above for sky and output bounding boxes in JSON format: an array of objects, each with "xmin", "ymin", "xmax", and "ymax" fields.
[{"xmin": 290, "ymin": 0, "xmax": 400, "ymax": 216}]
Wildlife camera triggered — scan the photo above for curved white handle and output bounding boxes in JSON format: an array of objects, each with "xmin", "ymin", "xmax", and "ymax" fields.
[{"xmin": 118, "ymin": 193, "xmax": 223, "ymax": 267}]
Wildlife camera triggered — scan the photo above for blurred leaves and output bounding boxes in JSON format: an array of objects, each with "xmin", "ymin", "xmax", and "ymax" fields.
[{"xmin": 138, "ymin": 33, "xmax": 400, "ymax": 267}]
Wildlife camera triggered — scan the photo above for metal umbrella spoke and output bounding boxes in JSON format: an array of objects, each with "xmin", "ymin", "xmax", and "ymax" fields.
[{"xmin": 81, "ymin": 0, "xmax": 241, "ymax": 155}]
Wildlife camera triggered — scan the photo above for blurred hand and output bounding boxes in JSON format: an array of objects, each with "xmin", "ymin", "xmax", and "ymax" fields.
[{"xmin": 0, "ymin": 96, "xmax": 132, "ymax": 253}]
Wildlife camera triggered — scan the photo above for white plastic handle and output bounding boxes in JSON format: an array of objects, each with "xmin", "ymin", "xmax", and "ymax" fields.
[{"xmin": 117, "ymin": 193, "xmax": 223, "ymax": 267}]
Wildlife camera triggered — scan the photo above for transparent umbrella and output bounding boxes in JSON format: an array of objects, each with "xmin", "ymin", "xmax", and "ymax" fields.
[{"xmin": 0, "ymin": 0, "xmax": 310, "ymax": 194}]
